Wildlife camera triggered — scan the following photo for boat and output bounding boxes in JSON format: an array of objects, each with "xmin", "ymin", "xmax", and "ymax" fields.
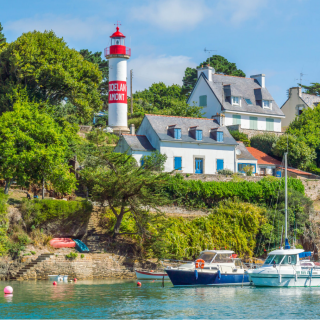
[
  {"xmin": 248, "ymin": 152, "xmax": 320, "ymax": 287},
  {"xmin": 135, "ymin": 270, "xmax": 169, "ymax": 280},
  {"xmin": 49, "ymin": 238, "xmax": 76, "ymax": 248},
  {"xmin": 48, "ymin": 275, "xmax": 68, "ymax": 282},
  {"xmin": 165, "ymin": 250, "xmax": 250, "ymax": 286}
]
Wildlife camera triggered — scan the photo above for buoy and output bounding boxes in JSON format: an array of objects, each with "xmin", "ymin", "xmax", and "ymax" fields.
[
  {"xmin": 150, "ymin": 270, "xmax": 154, "ymax": 273},
  {"xmin": 137, "ymin": 282, "xmax": 141, "ymax": 287},
  {"xmin": 74, "ymin": 278, "xmax": 77, "ymax": 281},
  {"xmin": 53, "ymin": 281, "xmax": 57, "ymax": 286},
  {"xmin": 4, "ymin": 286, "xmax": 13, "ymax": 294}
]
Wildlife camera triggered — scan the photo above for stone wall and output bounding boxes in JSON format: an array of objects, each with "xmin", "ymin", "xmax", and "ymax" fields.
[{"xmin": 226, "ymin": 125, "xmax": 284, "ymax": 139}]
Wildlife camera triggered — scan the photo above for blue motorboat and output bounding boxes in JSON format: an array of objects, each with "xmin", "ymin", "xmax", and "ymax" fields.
[{"xmin": 165, "ymin": 250, "xmax": 250, "ymax": 286}]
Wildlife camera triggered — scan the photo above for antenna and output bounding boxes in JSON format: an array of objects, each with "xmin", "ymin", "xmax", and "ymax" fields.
[
  {"xmin": 115, "ymin": 21, "xmax": 121, "ymax": 28},
  {"xmin": 204, "ymin": 48, "xmax": 217, "ymax": 66},
  {"xmin": 295, "ymin": 72, "xmax": 307, "ymax": 85}
]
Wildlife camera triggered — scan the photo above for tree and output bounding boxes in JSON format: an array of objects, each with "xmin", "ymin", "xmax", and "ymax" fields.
[
  {"xmin": 250, "ymin": 133, "xmax": 279, "ymax": 155},
  {"xmin": 80, "ymin": 49, "xmax": 109, "ymax": 109},
  {"xmin": 229, "ymin": 131, "xmax": 251, "ymax": 147},
  {"xmin": 300, "ymin": 83, "xmax": 320, "ymax": 96},
  {"xmin": 0, "ymin": 97, "xmax": 77, "ymax": 195},
  {"xmin": 181, "ymin": 55, "xmax": 246, "ymax": 97},
  {"xmin": 0, "ymin": 31, "xmax": 102, "ymax": 123},
  {"xmin": 0, "ymin": 23, "xmax": 6, "ymax": 46},
  {"xmin": 142, "ymin": 151, "xmax": 167, "ymax": 171},
  {"xmin": 271, "ymin": 134, "xmax": 316, "ymax": 169},
  {"xmin": 80, "ymin": 153, "xmax": 170, "ymax": 236}
]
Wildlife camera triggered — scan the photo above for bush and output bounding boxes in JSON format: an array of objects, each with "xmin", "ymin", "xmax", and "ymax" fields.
[
  {"xmin": 66, "ymin": 252, "xmax": 78, "ymax": 259},
  {"xmin": 20, "ymin": 199, "xmax": 93, "ymax": 229},
  {"xmin": 31, "ymin": 251, "xmax": 36, "ymax": 255},
  {"xmin": 217, "ymin": 169, "xmax": 233, "ymax": 175},
  {"xmin": 81, "ymin": 254, "xmax": 84, "ymax": 259},
  {"xmin": 0, "ymin": 191, "xmax": 8, "ymax": 255},
  {"xmin": 229, "ymin": 131, "xmax": 250, "ymax": 147},
  {"xmin": 250, "ymin": 133, "xmax": 279, "ymax": 155}
]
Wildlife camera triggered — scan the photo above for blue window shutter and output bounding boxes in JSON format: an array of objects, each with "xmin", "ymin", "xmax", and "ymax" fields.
[
  {"xmin": 217, "ymin": 131, "xmax": 223, "ymax": 142},
  {"xmin": 140, "ymin": 158, "xmax": 144, "ymax": 167},
  {"xmin": 196, "ymin": 130, "xmax": 202, "ymax": 140},
  {"xmin": 174, "ymin": 128, "xmax": 181, "ymax": 139},
  {"xmin": 174, "ymin": 157, "xmax": 182, "ymax": 170},
  {"xmin": 217, "ymin": 159, "xmax": 224, "ymax": 171},
  {"xmin": 178, "ymin": 129, "xmax": 181, "ymax": 139}
]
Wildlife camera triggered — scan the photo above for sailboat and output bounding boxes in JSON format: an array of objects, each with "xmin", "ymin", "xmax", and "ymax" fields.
[{"xmin": 248, "ymin": 152, "xmax": 320, "ymax": 287}]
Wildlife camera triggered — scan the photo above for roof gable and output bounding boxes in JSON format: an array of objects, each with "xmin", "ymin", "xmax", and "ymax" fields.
[{"xmin": 122, "ymin": 134, "xmax": 155, "ymax": 151}]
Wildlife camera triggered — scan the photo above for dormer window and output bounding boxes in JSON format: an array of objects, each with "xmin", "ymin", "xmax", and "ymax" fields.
[
  {"xmin": 232, "ymin": 96, "xmax": 240, "ymax": 106},
  {"xmin": 216, "ymin": 131, "xmax": 223, "ymax": 142},
  {"xmin": 174, "ymin": 128, "xmax": 181, "ymax": 139},
  {"xmin": 245, "ymin": 98, "xmax": 253, "ymax": 105},
  {"xmin": 263, "ymin": 100, "xmax": 272, "ymax": 109},
  {"xmin": 196, "ymin": 130, "xmax": 202, "ymax": 141},
  {"xmin": 210, "ymin": 129, "xmax": 223, "ymax": 142}
]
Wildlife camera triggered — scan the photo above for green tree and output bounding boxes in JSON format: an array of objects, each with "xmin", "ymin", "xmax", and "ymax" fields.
[
  {"xmin": 181, "ymin": 55, "xmax": 246, "ymax": 97},
  {"xmin": 271, "ymin": 134, "xmax": 316, "ymax": 169},
  {"xmin": 229, "ymin": 131, "xmax": 250, "ymax": 147},
  {"xmin": 300, "ymin": 83, "xmax": 320, "ymax": 96},
  {"xmin": 0, "ymin": 22, "xmax": 6, "ymax": 46},
  {"xmin": 142, "ymin": 151, "xmax": 168, "ymax": 172},
  {"xmin": 0, "ymin": 31, "xmax": 102, "ymax": 123},
  {"xmin": 250, "ymin": 133, "xmax": 279, "ymax": 155},
  {"xmin": 80, "ymin": 49, "xmax": 109, "ymax": 109},
  {"xmin": 80, "ymin": 152, "xmax": 170, "ymax": 236},
  {"xmin": 0, "ymin": 97, "xmax": 77, "ymax": 195}
]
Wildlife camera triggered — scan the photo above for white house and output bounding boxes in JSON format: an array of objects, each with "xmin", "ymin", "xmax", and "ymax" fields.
[
  {"xmin": 187, "ymin": 66, "xmax": 285, "ymax": 133},
  {"xmin": 281, "ymin": 87, "xmax": 320, "ymax": 129},
  {"xmin": 235, "ymin": 142, "xmax": 258, "ymax": 175},
  {"xmin": 114, "ymin": 114, "xmax": 238, "ymax": 174}
]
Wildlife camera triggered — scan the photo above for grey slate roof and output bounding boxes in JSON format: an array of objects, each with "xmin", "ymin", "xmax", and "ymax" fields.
[
  {"xmin": 301, "ymin": 93, "xmax": 320, "ymax": 108},
  {"xmin": 204, "ymin": 74, "xmax": 285, "ymax": 117},
  {"xmin": 236, "ymin": 141, "xmax": 257, "ymax": 161},
  {"xmin": 122, "ymin": 134, "xmax": 155, "ymax": 151},
  {"xmin": 144, "ymin": 114, "xmax": 238, "ymax": 145}
]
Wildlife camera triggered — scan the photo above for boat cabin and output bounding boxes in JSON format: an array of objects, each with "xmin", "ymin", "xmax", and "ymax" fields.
[
  {"xmin": 263, "ymin": 248, "xmax": 308, "ymax": 266},
  {"xmin": 196, "ymin": 250, "xmax": 241, "ymax": 267}
]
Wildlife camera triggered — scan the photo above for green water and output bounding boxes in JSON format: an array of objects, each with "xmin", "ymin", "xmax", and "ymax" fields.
[{"xmin": 1, "ymin": 280, "xmax": 320, "ymax": 319}]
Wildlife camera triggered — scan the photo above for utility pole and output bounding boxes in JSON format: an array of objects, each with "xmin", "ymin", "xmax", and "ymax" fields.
[{"xmin": 130, "ymin": 69, "xmax": 133, "ymax": 115}]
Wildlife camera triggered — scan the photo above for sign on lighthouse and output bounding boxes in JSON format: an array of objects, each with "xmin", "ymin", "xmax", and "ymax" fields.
[{"xmin": 105, "ymin": 24, "xmax": 131, "ymax": 133}]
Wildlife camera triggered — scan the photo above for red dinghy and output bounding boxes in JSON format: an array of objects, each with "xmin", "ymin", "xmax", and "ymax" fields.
[{"xmin": 49, "ymin": 238, "xmax": 76, "ymax": 248}]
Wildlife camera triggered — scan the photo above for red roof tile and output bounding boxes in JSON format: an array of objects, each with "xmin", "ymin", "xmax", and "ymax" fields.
[
  {"xmin": 278, "ymin": 167, "xmax": 312, "ymax": 176},
  {"xmin": 246, "ymin": 147, "xmax": 281, "ymax": 165}
]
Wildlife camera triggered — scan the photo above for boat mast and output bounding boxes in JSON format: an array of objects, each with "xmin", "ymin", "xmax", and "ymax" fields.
[{"xmin": 284, "ymin": 152, "xmax": 290, "ymax": 249}]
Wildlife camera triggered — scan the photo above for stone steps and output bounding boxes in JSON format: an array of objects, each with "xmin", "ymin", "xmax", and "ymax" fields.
[{"xmin": 10, "ymin": 253, "xmax": 55, "ymax": 280}]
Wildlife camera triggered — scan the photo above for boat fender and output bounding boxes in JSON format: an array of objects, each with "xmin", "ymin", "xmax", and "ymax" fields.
[
  {"xmin": 218, "ymin": 270, "xmax": 221, "ymax": 280},
  {"xmin": 278, "ymin": 274, "xmax": 282, "ymax": 283},
  {"xmin": 194, "ymin": 269, "xmax": 198, "ymax": 280},
  {"xmin": 295, "ymin": 273, "xmax": 298, "ymax": 282}
]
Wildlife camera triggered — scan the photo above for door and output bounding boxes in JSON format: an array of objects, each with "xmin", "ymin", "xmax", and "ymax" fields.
[
  {"xmin": 195, "ymin": 158, "xmax": 203, "ymax": 174},
  {"xmin": 216, "ymin": 159, "xmax": 224, "ymax": 171}
]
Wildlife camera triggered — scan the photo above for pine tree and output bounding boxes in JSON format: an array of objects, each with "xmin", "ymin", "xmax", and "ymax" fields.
[{"xmin": 0, "ymin": 23, "xmax": 6, "ymax": 46}]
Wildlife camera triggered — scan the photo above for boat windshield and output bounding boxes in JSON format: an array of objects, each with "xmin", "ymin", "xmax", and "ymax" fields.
[
  {"xmin": 264, "ymin": 255, "xmax": 275, "ymax": 265},
  {"xmin": 197, "ymin": 252, "xmax": 216, "ymax": 263},
  {"xmin": 264, "ymin": 254, "xmax": 297, "ymax": 265},
  {"xmin": 214, "ymin": 253, "xmax": 234, "ymax": 263}
]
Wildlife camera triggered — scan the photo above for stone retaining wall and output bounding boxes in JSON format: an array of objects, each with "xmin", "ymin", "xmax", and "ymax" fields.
[{"xmin": 226, "ymin": 125, "xmax": 284, "ymax": 139}]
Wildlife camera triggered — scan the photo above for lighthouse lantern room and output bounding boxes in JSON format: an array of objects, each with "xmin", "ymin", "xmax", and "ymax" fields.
[{"xmin": 105, "ymin": 25, "xmax": 131, "ymax": 134}]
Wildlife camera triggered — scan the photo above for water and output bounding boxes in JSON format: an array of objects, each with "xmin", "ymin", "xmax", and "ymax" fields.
[{"xmin": 1, "ymin": 280, "xmax": 320, "ymax": 319}]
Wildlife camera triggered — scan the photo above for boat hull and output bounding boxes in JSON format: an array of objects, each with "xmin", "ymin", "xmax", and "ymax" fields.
[
  {"xmin": 250, "ymin": 274, "xmax": 320, "ymax": 287},
  {"xmin": 166, "ymin": 269, "xmax": 250, "ymax": 286},
  {"xmin": 135, "ymin": 270, "xmax": 169, "ymax": 280}
]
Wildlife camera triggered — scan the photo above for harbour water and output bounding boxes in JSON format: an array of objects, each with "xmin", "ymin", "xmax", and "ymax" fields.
[{"xmin": 1, "ymin": 280, "xmax": 320, "ymax": 319}]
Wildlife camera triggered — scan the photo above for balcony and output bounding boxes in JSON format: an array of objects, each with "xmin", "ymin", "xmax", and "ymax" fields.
[{"xmin": 104, "ymin": 46, "xmax": 131, "ymax": 58}]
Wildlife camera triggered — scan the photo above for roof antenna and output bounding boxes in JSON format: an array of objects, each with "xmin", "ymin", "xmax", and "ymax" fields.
[{"xmin": 204, "ymin": 48, "xmax": 217, "ymax": 67}]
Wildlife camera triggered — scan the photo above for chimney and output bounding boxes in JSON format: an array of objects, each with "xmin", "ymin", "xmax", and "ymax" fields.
[
  {"xmin": 130, "ymin": 123, "xmax": 135, "ymax": 135},
  {"xmin": 250, "ymin": 74, "xmax": 265, "ymax": 88},
  {"xmin": 197, "ymin": 65, "xmax": 214, "ymax": 82}
]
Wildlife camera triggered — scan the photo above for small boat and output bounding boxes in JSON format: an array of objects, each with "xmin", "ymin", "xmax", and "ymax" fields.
[
  {"xmin": 135, "ymin": 270, "xmax": 169, "ymax": 280},
  {"xmin": 49, "ymin": 238, "xmax": 76, "ymax": 248},
  {"xmin": 48, "ymin": 275, "xmax": 68, "ymax": 282},
  {"xmin": 165, "ymin": 250, "xmax": 250, "ymax": 286}
]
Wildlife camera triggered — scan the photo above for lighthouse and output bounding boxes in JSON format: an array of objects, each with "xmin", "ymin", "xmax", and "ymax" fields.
[{"xmin": 105, "ymin": 25, "xmax": 131, "ymax": 134}]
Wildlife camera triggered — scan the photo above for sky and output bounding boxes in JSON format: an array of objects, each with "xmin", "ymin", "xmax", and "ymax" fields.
[{"xmin": 1, "ymin": 0, "xmax": 319, "ymax": 106}]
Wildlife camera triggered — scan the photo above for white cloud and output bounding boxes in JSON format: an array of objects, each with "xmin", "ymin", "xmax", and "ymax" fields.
[
  {"xmin": 131, "ymin": 0, "xmax": 209, "ymax": 31},
  {"xmin": 129, "ymin": 54, "xmax": 196, "ymax": 92},
  {"xmin": 5, "ymin": 15, "xmax": 114, "ymax": 42}
]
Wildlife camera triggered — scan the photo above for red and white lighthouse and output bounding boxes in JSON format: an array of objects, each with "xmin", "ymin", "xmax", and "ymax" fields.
[{"xmin": 105, "ymin": 25, "xmax": 131, "ymax": 133}]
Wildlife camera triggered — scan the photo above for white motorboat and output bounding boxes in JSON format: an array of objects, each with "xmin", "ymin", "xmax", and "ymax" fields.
[
  {"xmin": 48, "ymin": 275, "xmax": 68, "ymax": 282},
  {"xmin": 135, "ymin": 270, "xmax": 169, "ymax": 280},
  {"xmin": 248, "ymin": 152, "xmax": 318, "ymax": 287}
]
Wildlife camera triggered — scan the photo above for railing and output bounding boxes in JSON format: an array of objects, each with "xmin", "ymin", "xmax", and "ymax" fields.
[{"xmin": 104, "ymin": 46, "xmax": 131, "ymax": 57}]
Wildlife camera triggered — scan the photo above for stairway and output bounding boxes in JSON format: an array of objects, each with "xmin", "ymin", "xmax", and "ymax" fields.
[
  {"xmin": 85, "ymin": 210, "xmax": 104, "ymax": 253},
  {"xmin": 10, "ymin": 253, "xmax": 55, "ymax": 280}
]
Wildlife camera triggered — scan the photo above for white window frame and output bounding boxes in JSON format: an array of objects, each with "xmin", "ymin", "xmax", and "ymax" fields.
[
  {"xmin": 263, "ymin": 100, "xmax": 272, "ymax": 109},
  {"xmin": 232, "ymin": 96, "xmax": 241, "ymax": 106}
]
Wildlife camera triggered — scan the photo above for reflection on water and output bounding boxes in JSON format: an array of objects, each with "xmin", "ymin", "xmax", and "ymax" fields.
[{"xmin": 0, "ymin": 280, "xmax": 320, "ymax": 319}]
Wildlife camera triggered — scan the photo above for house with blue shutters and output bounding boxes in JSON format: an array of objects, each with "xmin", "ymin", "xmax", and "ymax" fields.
[
  {"xmin": 114, "ymin": 114, "xmax": 238, "ymax": 174},
  {"xmin": 188, "ymin": 66, "xmax": 285, "ymax": 133}
]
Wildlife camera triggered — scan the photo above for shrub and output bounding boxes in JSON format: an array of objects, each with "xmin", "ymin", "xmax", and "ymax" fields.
[
  {"xmin": 243, "ymin": 165, "xmax": 254, "ymax": 176},
  {"xmin": 229, "ymin": 131, "xmax": 250, "ymax": 147},
  {"xmin": 30, "ymin": 229, "xmax": 52, "ymax": 247},
  {"xmin": 250, "ymin": 133, "xmax": 279, "ymax": 155},
  {"xmin": 30, "ymin": 251, "xmax": 36, "ymax": 255},
  {"xmin": 81, "ymin": 254, "xmax": 84, "ymax": 259},
  {"xmin": 0, "ymin": 191, "xmax": 9, "ymax": 255},
  {"xmin": 66, "ymin": 252, "xmax": 78, "ymax": 259},
  {"xmin": 20, "ymin": 199, "xmax": 92, "ymax": 229},
  {"xmin": 217, "ymin": 169, "xmax": 233, "ymax": 175}
]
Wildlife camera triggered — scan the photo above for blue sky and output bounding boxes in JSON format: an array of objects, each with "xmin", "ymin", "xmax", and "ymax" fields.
[{"xmin": 1, "ymin": 0, "xmax": 319, "ymax": 106}]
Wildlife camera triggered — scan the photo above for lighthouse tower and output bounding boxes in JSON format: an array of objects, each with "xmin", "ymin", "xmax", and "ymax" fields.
[{"xmin": 105, "ymin": 25, "xmax": 131, "ymax": 134}]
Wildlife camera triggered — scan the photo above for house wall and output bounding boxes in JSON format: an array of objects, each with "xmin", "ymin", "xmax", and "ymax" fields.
[
  {"xmin": 236, "ymin": 160, "xmax": 258, "ymax": 174},
  {"xmin": 281, "ymin": 87, "xmax": 306, "ymax": 129},
  {"xmin": 224, "ymin": 113, "xmax": 282, "ymax": 132},
  {"xmin": 188, "ymin": 76, "xmax": 222, "ymax": 119},
  {"xmin": 136, "ymin": 117, "xmax": 160, "ymax": 150},
  {"xmin": 160, "ymin": 141, "xmax": 236, "ymax": 174},
  {"xmin": 257, "ymin": 165, "xmax": 276, "ymax": 175},
  {"xmin": 132, "ymin": 151, "xmax": 153, "ymax": 166}
]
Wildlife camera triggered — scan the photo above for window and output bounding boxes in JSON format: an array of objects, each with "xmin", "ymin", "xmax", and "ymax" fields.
[
  {"xmin": 266, "ymin": 118, "xmax": 274, "ymax": 131},
  {"xmin": 245, "ymin": 98, "xmax": 253, "ymax": 105},
  {"xmin": 216, "ymin": 159, "xmax": 224, "ymax": 171},
  {"xmin": 298, "ymin": 106, "xmax": 304, "ymax": 115},
  {"xmin": 174, "ymin": 157, "xmax": 182, "ymax": 171},
  {"xmin": 232, "ymin": 115, "xmax": 241, "ymax": 125},
  {"xmin": 232, "ymin": 96, "xmax": 240, "ymax": 105},
  {"xmin": 249, "ymin": 116, "xmax": 258, "ymax": 130},
  {"xmin": 281, "ymin": 255, "xmax": 297, "ymax": 265},
  {"xmin": 263, "ymin": 100, "xmax": 272, "ymax": 109},
  {"xmin": 238, "ymin": 163, "xmax": 256, "ymax": 174},
  {"xmin": 216, "ymin": 131, "xmax": 223, "ymax": 142},
  {"xmin": 140, "ymin": 158, "xmax": 145, "ymax": 168},
  {"xmin": 174, "ymin": 128, "xmax": 181, "ymax": 139},
  {"xmin": 199, "ymin": 95, "xmax": 207, "ymax": 107},
  {"xmin": 196, "ymin": 130, "xmax": 202, "ymax": 140}
]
